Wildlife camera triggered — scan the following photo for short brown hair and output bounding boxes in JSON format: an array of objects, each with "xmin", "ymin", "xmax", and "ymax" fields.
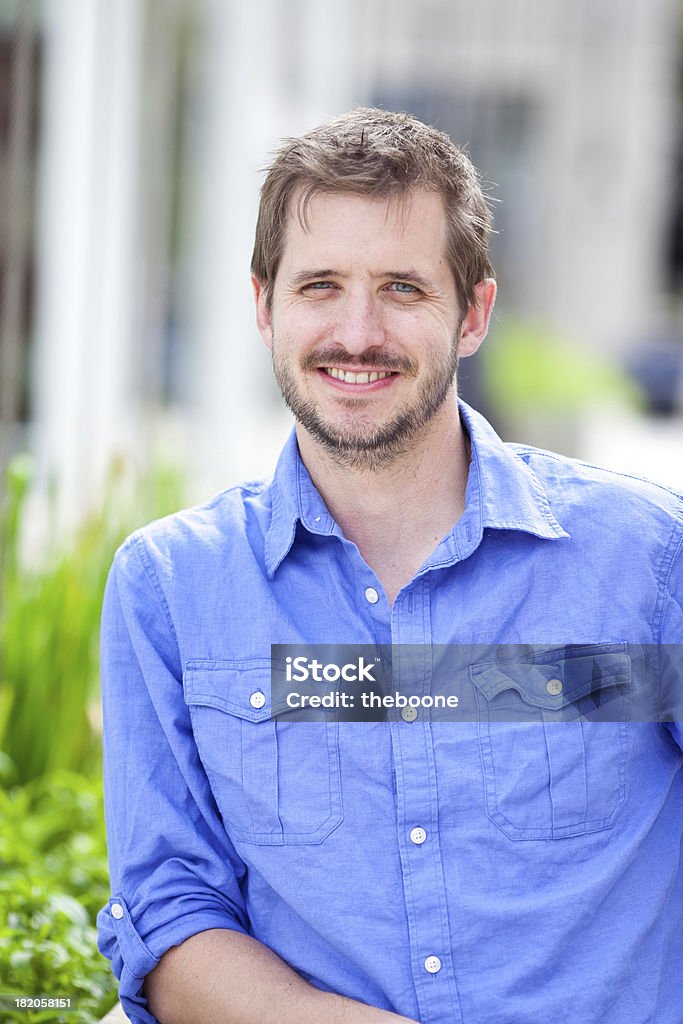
[{"xmin": 251, "ymin": 107, "xmax": 495, "ymax": 311}]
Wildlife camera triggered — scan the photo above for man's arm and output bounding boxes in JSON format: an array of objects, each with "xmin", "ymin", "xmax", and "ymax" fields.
[
  {"xmin": 98, "ymin": 539, "xmax": 252, "ymax": 1022},
  {"xmin": 145, "ymin": 929, "xmax": 418, "ymax": 1024},
  {"xmin": 101, "ymin": 538, "xmax": 417, "ymax": 1024}
]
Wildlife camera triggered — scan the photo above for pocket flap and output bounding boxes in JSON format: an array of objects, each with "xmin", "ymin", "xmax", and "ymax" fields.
[
  {"xmin": 183, "ymin": 660, "xmax": 291, "ymax": 722},
  {"xmin": 469, "ymin": 643, "xmax": 631, "ymax": 712}
]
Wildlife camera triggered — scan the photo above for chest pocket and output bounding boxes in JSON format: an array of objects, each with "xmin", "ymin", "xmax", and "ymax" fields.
[
  {"xmin": 469, "ymin": 644, "xmax": 631, "ymax": 841},
  {"xmin": 183, "ymin": 660, "xmax": 343, "ymax": 845}
]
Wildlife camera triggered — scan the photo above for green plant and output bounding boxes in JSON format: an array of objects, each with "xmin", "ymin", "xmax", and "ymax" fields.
[
  {"xmin": 0, "ymin": 453, "xmax": 185, "ymax": 1022},
  {"xmin": 0, "ymin": 771, "xmax": 117, "ymax": 1024},
  {"xmin": 0, "ymin": 454, "xmax": 184, "ymax": 785}
]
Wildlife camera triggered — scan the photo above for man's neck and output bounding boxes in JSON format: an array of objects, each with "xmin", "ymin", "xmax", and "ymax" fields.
[{"xmin": 296, "ymin": 400, "xmax": 471, "ymax": 605}]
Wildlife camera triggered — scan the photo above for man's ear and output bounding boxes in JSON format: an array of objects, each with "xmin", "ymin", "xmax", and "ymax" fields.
[
  {"xmin": 251, "ymin": 275, "xmax": 273, "ymax": 350},
  {"xmin": 458, "ymin": 278, "xmax": 497, "ymax": 358}
]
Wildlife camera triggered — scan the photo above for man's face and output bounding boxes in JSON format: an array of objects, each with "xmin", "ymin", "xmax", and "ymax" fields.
[{"xmin": 254, "ymin": 189, "xmax": 484, "ymax": 469}]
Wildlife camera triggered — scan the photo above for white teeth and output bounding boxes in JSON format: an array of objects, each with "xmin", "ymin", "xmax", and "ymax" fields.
[{"xmin": 324, "ymin": 368, "xmax": 393, "ymax": 384}]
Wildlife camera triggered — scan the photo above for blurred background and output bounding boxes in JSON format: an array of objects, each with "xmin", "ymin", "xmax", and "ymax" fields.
[
  {"xmin": 2, "ymin": 0, "xmax": 683, "ymax": 514},
  {"xmin": 0, "ymin": 1, "xmax": 682, "ymax": 1020}
]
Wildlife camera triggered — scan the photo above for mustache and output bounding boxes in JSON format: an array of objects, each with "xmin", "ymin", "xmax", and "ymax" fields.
[{"xmin": 301, "ymin": 348, "xmax": 418, "ymax": 376}]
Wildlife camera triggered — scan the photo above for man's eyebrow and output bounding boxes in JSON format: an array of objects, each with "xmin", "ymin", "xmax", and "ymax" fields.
[
  {"xmin": 288, "ymin": 269, "xmax": 435, "ymax": 289},
  {"xmin": 289, "ymin": 269, "xmax": 341, "ymax": 286},
  {"xmin": 381, "ymin": 270, "xmax": 434, "ymax": 290}
]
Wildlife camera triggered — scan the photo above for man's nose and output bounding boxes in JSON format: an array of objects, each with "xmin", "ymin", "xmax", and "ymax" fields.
[{"xmin": 331, "ymin": 290, "xmax": 387, "ymax": 355}]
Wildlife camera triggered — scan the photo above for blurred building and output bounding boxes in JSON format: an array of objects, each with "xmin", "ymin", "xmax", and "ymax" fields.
[{"xmin": 1, "ymin": 0, "xmax": 682, "ymax": 512}]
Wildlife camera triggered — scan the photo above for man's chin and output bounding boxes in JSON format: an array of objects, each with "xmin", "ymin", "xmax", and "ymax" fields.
[{"xmin": 297, "ymin": 414, "xmax": 425, "ymax": 469}]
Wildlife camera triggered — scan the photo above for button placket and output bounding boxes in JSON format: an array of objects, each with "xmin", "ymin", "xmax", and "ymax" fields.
[{"xmin": 389, "ymin": 580, "xmax": 462, "ymax": 1022}]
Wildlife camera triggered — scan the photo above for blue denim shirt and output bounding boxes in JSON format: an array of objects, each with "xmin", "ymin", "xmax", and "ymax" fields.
[{"xmin": 97, "ymin": 402, "xmax": 683, "ymax": 1024}]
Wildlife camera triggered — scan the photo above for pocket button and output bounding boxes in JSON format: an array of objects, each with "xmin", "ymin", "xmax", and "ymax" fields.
[
  {"xmin": 546, "ymin": 678, "xmax": 563, "ymax": 695},
  {"xmin": 249, "ymin": 690, "xmax": 266, "ymax": 709}
]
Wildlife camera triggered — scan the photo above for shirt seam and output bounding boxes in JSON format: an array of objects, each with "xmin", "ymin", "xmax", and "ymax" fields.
[
  {"xmin": 512, "ymin": 447, "xmax": 683, "ymax": 501},
  {"xmin": 653, "ymin": 504, "xmax": 683, "ymax": 722},
  {"xmin": 654, "ymin": 505, "xmax": 683, "ymax": 646},
  {"xmin": 128, "ymin": 532, "xmax": 180, "ymax": 647}
]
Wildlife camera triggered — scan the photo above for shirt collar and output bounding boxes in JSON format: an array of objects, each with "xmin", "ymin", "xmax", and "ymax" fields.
[
  {"xmin": 264, "ymin": 429, "xmax": 336, "ymax": 577},
  {"xmin": 264, "ymin": 403, "xmax": 569, "ymax": 577},
  {"xmin": 459, "ymin": 400, "xmax": 569, "ymax": 542}
]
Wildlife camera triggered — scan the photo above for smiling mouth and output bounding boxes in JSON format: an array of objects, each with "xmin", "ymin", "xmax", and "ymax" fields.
[{"xmin": 322, "ymin": 367, "xmax": 398, "ymax": 384}]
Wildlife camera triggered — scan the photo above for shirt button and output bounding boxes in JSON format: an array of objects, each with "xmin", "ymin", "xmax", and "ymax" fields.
[
  {"xmin": 401, "ymin": 706, "xmax": 418, "ymax": 722},
  {"xmin": 546, "ymin": 678, "xmax": 563, "ymax": 695},
  {"xmin": 364, "ymin": 587, "xmax": 379, "ymax": 604},
  {"xmin": 424, "ymin": 955, "xmax": 442, "ymax": 974},
  {"xmin": 410, "ymin": 827, "xmax": 427, "ymax": 845},
  {"xmin": 111, "ymin": 903, "xmax": 124, "ymax": 920},
  {"xmin": 250, "ymin": 690, "xmax": 266, "ymax": 709}
]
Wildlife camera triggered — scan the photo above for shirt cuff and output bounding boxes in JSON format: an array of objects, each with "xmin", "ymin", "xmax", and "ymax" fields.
[{"xmin": 98, "ymin": 895, "xmax": 248, "ymax": 1023}]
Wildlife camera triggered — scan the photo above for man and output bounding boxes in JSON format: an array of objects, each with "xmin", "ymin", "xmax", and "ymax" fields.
[{"xmin": 97, "ymin": 108, "xmax": 683, "ymax": 1024}]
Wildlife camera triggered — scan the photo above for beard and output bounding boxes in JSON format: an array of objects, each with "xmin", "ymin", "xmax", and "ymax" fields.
[{"xmin": 271, "ymin": 334, "xmax": 461, "ymax": 471}]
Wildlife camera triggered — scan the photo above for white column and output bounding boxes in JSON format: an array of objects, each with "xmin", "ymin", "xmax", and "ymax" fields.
[
  {"xmin": 182, "ymin": 0, "xmax": 282, "ymax": 494},
  {"xmin": 31, "ymin": 0, "xmax": 143, "ymax": 519}
]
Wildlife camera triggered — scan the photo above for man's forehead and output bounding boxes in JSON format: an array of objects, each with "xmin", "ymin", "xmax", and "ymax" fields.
[
  {"xmin": 277, "ymin": 188, "xmax": 450, "ymax": 277},
  {"xmin": 286, "ymin": 185, "xmax": 444, "ymax": 235}
]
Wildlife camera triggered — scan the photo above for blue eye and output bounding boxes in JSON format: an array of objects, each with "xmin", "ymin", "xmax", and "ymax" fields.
[{"xmin": 390, "ymin": 282, "xmax": 418, "ymax": 293}]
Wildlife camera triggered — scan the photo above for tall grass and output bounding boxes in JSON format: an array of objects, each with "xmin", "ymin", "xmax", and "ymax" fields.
[{"xmin": 0, "ymin": 455, "xmax": 184, "ymax": 785}]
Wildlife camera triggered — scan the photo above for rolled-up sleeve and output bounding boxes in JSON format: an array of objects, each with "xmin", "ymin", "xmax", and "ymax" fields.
[{"xmin": 97, "ymin": 534, "xmax": 249, "ymax": 1024}]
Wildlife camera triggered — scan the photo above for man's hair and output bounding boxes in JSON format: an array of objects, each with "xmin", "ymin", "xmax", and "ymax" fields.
[{"xmin": 251, "ymin": 107, "xmax": 495, "ymax": 311}]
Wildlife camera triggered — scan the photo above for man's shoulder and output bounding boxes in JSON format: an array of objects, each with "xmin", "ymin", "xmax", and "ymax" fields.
[
  {"xmin": 114, "ymin": 477, "xmax": 273, "ymax": 575},
  {"xmin": 510, "ymin": 439, "xmax": 683, "ymax": 506},
  {"xmin": 510, "ymin": 440, "xmax": 683, "ymax": 529},
  {"xmin": 464, "ymin": 400, "xmax": 683, "ymax": 529}
]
